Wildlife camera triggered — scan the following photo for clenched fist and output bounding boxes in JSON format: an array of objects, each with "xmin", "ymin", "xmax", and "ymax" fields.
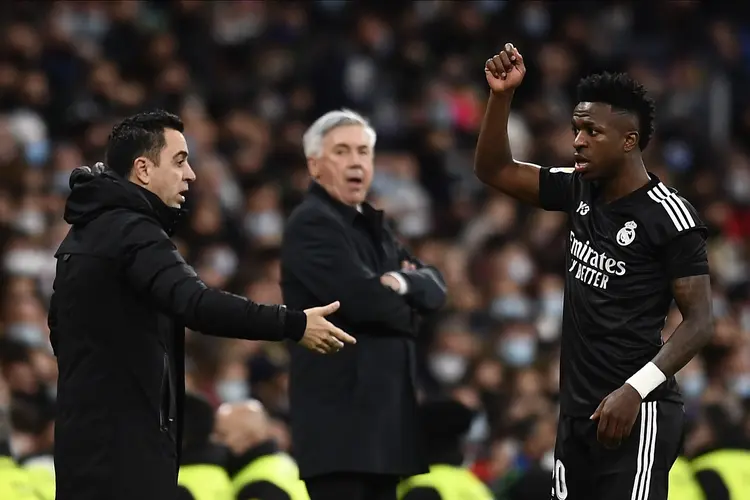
[
  {"xmin": 301, "ymin": 301, "xmax": 357, "ymax": 354},
  {"xmin": 485, "ymin": 43, "xmax": 526, "ymax": 94}
]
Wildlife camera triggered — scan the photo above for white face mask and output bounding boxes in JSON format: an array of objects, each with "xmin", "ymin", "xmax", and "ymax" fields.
[
  {"xmin": 10, "ymin": 433, "xmax": 35, "ymax": 459},
  {"xmin": 244, "ymin": 211, "xmax": 284, "ymax": 240},
  {"xmin": 428, "ymin": 353, "xmax": 467, "ymax": 385},
  {"xmin": 3, "ymin": 250, "xmax": 45, "ymax": 276},
  {"xmin": 506, "ymin": 256, "xmax": 535, "ymax": 285},
  {"xmin": 13, "ymin": 210, "xmax": 46, "ymax": 236}
]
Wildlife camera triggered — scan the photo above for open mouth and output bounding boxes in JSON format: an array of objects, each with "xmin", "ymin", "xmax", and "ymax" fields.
[
  {"xmin": 346, "ymin": 177, "xmax": 363, "ymax": 188},
  {"xmin": 178, "ymin": 190, "xmax": 188, "ymax": 202},
  {"xmin": 574, "ymin": 154, "xmax": 591, "ymax": 171}
]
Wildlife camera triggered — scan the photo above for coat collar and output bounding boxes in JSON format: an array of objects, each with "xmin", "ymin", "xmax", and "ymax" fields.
[{"xmin": 308, "ymin": 181, "xmax": 383, "ymax": 227}]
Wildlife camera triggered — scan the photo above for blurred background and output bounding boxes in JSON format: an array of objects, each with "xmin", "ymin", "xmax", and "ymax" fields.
[{"xmin": 0, "ymin": 1, "xmax": 749, "ymax": 499}]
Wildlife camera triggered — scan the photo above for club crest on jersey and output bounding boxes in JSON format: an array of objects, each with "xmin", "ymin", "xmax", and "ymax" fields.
[{"xmin": 616, "ymin": 221, "xmax": 637, "ymax": 246}]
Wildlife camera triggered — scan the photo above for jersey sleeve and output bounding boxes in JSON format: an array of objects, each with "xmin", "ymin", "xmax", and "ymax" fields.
[
  {"xmin": 661, "ymin": 230, "xmax": 709, "ymax": 280},
  {"xmin": 538, "ymin": 167, "xmax": 578, "ymax": 212},
  {"xmin": 645, "ymin": 187, "xmax": 709, "ymax": 279}
]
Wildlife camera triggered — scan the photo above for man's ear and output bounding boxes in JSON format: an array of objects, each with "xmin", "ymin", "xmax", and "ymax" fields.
[
  {"xmin": 307, "ymin": 157, "xmax": 319, "ymax": 180},
  {"xmin": 132, "ymin": 157, "xmax": 151, "ymax": 184},
  {"xmin": 623, "ymin": 131, "xmax": 639, "ymax": 153}
]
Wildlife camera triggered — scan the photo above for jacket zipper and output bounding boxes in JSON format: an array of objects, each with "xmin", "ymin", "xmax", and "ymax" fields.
[{"xmin": 159, "ymin": 352, "xmax": 171, "ymax": 432}]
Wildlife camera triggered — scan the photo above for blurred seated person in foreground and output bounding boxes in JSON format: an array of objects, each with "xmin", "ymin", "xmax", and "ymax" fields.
[
  {"xmin": 177, "ymin": 392, "xmax": 233, "ymax": 500},
  {"xmin": 397, "ymin": 399, "xmax": 493, "ymax": 500},
  {"xmin": 214, "ymin": 399, "xmax": 309, "ymax": 500}
]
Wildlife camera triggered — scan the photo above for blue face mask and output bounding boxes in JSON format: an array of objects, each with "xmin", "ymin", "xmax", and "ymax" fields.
[
  {"xmin": 498, "ymin": 337, "xmax": 537, "ymax": 368},
  {"xmin": 731, "ymin": 375, "xmax": 750, "ymax": 399},
  {"xmin": 541, "ymin": 291, "xmax": 564, "ymax": 317},
  {"xmin": 679, "ymin": 373, "xmax": 706, "ymax": 399},
  {"xmin": 491, "ymin": 295, "xmax": 532, "ymax": 321},
  {"xmin": 216, "ymin": 379, "xmax": 249, "ymax": 403},
  {"xmin": 25, "ymin": 140, "xmax": 50, "ymax": 168},
  {"xmin": 7, "ymin": 323, "xmax": 47, "ymax": 349}
]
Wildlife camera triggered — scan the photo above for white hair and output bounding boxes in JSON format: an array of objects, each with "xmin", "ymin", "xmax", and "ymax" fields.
[{"xmin": 302, "ymin": 109, "xmax": 377, "ymax": 159}]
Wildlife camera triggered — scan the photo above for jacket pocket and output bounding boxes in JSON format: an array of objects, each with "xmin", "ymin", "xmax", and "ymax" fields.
[{"xmin": 159, "ymin": 352, "xmax": 175, "ymax": 434}]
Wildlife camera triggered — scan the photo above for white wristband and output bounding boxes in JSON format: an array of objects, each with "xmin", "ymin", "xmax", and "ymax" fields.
[{"xmin": 626, "ymin": 362, "xmax": 667, "ymax": 399}]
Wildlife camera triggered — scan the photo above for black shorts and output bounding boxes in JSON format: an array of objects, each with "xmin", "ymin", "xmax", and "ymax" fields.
[{"xmin": 552, "ymin": 400, "xmax": 684, "ymax": 500}]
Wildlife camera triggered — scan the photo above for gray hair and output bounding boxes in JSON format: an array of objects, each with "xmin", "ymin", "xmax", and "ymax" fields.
[{"xmin": 302, "ymin": 109, "xmax": 377, "ymax": 159}]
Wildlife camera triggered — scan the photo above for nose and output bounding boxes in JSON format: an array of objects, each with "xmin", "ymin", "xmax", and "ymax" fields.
[
  {"xmin": 574, "ymin": 131, "xmax": 587, "ymax": 149},
  {"xmin": 185, "ymin": 163, "xmax": 196, "ymax": 182}
]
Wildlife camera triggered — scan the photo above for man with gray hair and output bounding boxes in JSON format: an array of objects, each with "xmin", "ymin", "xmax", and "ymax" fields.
[{"xmin": 281, "ymin": 109, "xmax": 448, "ymax": 500}]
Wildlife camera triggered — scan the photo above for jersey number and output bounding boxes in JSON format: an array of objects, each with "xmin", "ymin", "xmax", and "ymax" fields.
[{"xmin": 552, "ymin": 459, "xmax": 568, "ymax": 500}]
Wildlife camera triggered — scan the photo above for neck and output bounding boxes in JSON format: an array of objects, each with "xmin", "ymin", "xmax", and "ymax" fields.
[{"xmin": 601, "ymin": 157, "xmax": 650, "ymax": 203}]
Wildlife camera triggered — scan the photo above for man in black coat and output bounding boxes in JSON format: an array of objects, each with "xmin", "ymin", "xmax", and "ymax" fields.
[
  {"xmin": 281, "ymin": 109, "xmax": 447, "ymax": 500},
  {"xmin": 48, "ymin": 110, "xmax": 355, "ymax": 500}
]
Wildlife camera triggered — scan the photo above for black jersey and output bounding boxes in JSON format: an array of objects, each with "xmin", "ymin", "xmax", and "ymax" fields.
[{"xmin": 539, "ymin": 167, "xmax": 709, "ymax": 417}]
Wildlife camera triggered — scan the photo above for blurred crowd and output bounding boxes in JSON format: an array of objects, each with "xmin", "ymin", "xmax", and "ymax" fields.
[{"xmin": 0, "ymin": 1, "xmax": 749, "ymax": 498}]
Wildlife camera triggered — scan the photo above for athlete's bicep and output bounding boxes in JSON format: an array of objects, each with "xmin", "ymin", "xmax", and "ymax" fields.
[
  {"xmin": 480, "ymin": 161, "xmax": 543, "ymax": 206},
  {"xmin": 671, "ymin": 274, "xmax": 712, "ymax": 322}
]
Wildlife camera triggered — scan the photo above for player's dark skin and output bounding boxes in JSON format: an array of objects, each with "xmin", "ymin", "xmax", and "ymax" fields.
[{"xmin": 476, "ymin": 43, "xmax": 714, "ymax": 449}]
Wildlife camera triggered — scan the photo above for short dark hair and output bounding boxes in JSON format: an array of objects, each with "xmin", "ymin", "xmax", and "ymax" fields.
[
  {"xmin": 105, "ymin": 110, "xmax": 184, "ymax": 177},
  {"xmin": 576, "ymin": 72, "xmax": 656, "ymax": 150}
]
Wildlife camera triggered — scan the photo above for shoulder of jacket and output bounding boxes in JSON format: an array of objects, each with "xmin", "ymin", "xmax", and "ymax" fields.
[{"xmin": 286, "ymin": 200, "xmax": 341, "ymax": 229}]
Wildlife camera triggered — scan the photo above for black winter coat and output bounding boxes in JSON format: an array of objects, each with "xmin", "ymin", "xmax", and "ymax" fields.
[
  {"xmin": 281, "ymin": 183, "xmax": 447, "ymax": 479},
  {"xmin": 49, "ymin": 169, "xmax": 306, "ymax": 500}
]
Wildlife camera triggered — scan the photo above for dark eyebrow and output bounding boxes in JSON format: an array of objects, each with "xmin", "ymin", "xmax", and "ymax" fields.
[
  {"xmin": 571, "ymin": 117, "xmax": 600, "ymax": 128},
  {"xmin": 173, "ymin": 151, "xmax": 188, "ymax": 160}
]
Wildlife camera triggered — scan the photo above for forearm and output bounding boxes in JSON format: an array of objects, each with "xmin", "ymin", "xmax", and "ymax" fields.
[
  {"xmin": 186, "ymin": 288, "xmax": 306, "ymax": 342},
  {"xmin": 652, "ymin": 317, "xmax": 713, "ymax": 377},
  {"xmin": 627, "ymin": 274, "xmax": 713, "ymax": 398},
  {"xmin": 474, "ymin": 91, "xmax": 515, "ymax": 180}
]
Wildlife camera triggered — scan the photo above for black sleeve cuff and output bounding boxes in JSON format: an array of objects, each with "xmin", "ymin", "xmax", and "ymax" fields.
[
  {"xmin": 669, "ymin": 262, "xmax": 710, "ymax": 280},
  {"xmin": 283, "ymin": 308, "xmax": 307, "ymax": 342}
]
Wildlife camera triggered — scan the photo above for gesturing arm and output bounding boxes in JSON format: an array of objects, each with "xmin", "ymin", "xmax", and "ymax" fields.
[
  {"xmin": 123, "ymin": 215, "xmax": 307, "ymax": 342},
  {"xmin": 475, "ymin": 43, "xmax": 546, "ymax": 208}
]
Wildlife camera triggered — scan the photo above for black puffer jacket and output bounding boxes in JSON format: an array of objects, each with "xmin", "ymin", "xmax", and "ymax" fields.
[{"xmin": 50, "ymin": 168, "xmax": 306, "ymax": 500}]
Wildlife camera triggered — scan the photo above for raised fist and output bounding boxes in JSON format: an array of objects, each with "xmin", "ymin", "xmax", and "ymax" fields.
[{"xmin": 485, "ymin": 43, "xmax": 526, "ymax": 94}]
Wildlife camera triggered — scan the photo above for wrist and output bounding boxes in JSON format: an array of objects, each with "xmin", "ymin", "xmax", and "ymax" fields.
[
  {"xmin": 282, "ymin": 307, "xmax": 307, "ymax": 342},
  {"xmin": 490, "ymin": 89, "xmax": 515, "ymax": 100},
  {"xmin": 385, "ymin": 272, "xmax": 409, "ymax": 295},
  {"xmin": 625, "ymin": 362, "xmax": 667, "ymax": 399}
]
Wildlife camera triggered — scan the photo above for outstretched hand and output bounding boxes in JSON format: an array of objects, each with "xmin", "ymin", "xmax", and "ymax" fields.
[{"xmin": 301, "ymin": 301, "xmax": 356, "ymax": 354}]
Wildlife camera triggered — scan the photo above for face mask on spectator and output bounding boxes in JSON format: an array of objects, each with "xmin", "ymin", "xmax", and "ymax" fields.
[
  {"xmin": 53, "ymin": 170, "xmax": 73, "ymax": 193},
  {"xmin": 25, "ymin": 140, "xmax": 50, "ymax": 167},
  {"xmin": 13, "ymin": 209, "xmax": 46, "ymax": 236},
  {"xmin": 497, "ymin": 336, "xmax": 537, "ymax": 367},
  {"xmin": 244, "ymin": 211, "xmax": 284, "ymax": 240},
  {"xmin": 428, "ymin": 352, "xmax": 467, "ymax": 385},
  {"xmin": 679, "ymin": 372, "xmax": 706, "ymax": 399},
  {"xmin": 536, "ymin": 315, "xmax": 560, "ymax": 342},
  {"xmin": 506, "ymin": 256, "xmax": 534, "ymax": 285},
  {"xmin": 3, "ymin": 249, "xmax": 44, "ymax": 276},
  {"xmin": 6, "ymin": 323, "xmax": 47, "ymax": 349},
  {"xmin": 491, "ymin": 295, "xmax": 532, "ymax": 321},
  {"xmin": 10, "ymin": 433, "xmax": 34, "ymax": 459},
  {"xmin": 541, "ymin": 290, "xmax": 564, "ymax": 316},
  {"xmin": 731, "ymin": 374, "xmax": 750, "ymax": 399},
  {"xmin": 216, "ymin": 379, "xmax": 249, "ymax": 403}
]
